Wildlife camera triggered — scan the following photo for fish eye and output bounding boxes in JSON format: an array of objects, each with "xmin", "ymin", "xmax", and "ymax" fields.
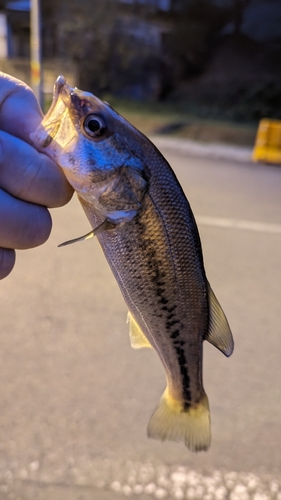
[{"xmin": 83, "ymin": 114, "xmax": 107, "ymax": 138}]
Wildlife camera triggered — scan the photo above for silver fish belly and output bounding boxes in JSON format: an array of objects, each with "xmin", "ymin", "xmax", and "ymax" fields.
[{"xmin": 31, "ymin": 75, "xmax": 234, "ymax": 452}]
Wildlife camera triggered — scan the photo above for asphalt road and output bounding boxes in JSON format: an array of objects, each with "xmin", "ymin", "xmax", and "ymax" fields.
[{"xmin": 0, "ymin": 144, "xmax": 281, "ymax": 500}]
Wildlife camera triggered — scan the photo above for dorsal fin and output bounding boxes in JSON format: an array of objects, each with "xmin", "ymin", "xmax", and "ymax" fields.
[
  {"xmin": 127, "ymin": 312, "xmax": 152, "ymax": 349},
  {"xmin": 205, "ymin": 283, "xmax": 234, "ymax": 357}
]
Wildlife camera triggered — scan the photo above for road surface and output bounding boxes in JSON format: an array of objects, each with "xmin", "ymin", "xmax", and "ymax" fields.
[{"xmin": 0, "ymin": 143, "xmax": 280, "ymax": 499}]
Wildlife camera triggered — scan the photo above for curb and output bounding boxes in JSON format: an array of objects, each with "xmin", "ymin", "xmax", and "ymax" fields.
[{"xmin": 151, "ymin": 135, "xmax": 253, "ymax": 164}]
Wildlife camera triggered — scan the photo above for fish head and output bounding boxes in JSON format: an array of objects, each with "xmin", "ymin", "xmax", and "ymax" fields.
[{"xmin": 31, "ymin": 75, "xmax": 148, "ymax": 224}]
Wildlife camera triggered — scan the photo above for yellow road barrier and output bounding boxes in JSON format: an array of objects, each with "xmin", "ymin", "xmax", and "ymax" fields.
[{"xmin": 252, "ymin": 119, "xmax": 281, "ymax": 164}]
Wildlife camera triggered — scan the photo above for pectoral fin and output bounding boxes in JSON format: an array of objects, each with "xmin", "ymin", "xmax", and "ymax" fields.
[
  {"xmin": 205, "ymin": 283, "xmax": 234, "ymax": 357},
  {"xmin": 58, "ymin": 219, "xmax": 115, "ymax": 247},
  {"xmin": 127, "ymin": 311, "xmax": 152, "ymax": 349}
]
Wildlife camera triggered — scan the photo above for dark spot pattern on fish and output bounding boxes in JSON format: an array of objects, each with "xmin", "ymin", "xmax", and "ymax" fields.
[
  {"xmin": 173, "ymin": 341, "xmax": 192, "ymax": 404},
  {"xmin": 167, "ymin": 312, "xmax": 175, "ymax": 320},
  {"xmin": 166, "ymin": 319, "xmax": 180, "ymax": 329},
  {"xmin": 137, "ymin": 251, "xmax": 194, "ymax": 401},
  {"xmin": 170, "ymin": 329, "xmax": 180, "ymax": 339},
  {"xmin": 132, "ymin": 215, "xmax": 194, "ymax": 405}
]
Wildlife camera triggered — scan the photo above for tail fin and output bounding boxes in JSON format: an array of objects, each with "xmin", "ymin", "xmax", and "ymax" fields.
[{"xmin": 147, "ymin": 388, "xmax": 211, "ymax": 452}]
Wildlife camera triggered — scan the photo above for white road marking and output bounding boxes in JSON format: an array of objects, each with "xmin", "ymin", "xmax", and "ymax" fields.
[{"xmin": 196, "ymin": 216, "xmax": 281, "ymax": 235}]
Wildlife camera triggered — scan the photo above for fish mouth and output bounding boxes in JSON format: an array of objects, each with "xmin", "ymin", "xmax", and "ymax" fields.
[
  {"xmin": 43, "ymin": 74, "xmax": 72, "ymax": 133},
  {"xmin": 54, "ymin": 74, "xmax": 67, "ymax": 96},
  {"xmin": 31, "ymin": 75, "xmax": 74, "ymax": 149},
  {"xmin": 51, "ymin": 75, "xmax": 72, "ymax": 110}
]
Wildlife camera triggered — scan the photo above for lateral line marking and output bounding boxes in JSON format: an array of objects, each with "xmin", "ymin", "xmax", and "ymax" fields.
[{"xmin": 196, "ymin": 216, "xmax": 281, "ymax": 235}]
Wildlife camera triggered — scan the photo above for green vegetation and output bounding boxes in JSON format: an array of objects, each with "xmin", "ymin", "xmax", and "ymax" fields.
[{"xmin": 104, "ymin": 97, "xmax": 257, "ymax": 147}]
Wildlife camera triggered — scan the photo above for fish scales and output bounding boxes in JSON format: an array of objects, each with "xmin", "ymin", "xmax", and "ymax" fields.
[
  {"xmin": 91, "ymin": 148, "xmax": 208, "ymax": 405},
  {"xmin": 31, "ymin": 75, "xmax": 234, "ymax": 452}
]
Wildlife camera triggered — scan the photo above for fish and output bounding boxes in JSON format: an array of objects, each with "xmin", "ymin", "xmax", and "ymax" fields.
[{"xmin": 31, "ymin": 75, "xmax": 234, "ymax": 452}]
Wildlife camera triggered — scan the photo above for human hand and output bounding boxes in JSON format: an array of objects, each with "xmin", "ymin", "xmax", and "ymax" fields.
[{"xmin": 0, "ymin": 72, "xmax": 73, "ymax": 279}]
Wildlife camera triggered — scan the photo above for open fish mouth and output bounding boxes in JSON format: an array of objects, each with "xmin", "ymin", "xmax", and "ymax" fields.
[
  {"xmin": 31, "ymin": 75, "xmax": 97, "ymax": 152},
  {"xmin": 53, "ymin": 75, "xmax": 68, "ymax": 98},
  {"xmin": 30, "ymin": 75, "xmax": 73, "ymax": 149},
  {"xmin": 47, "ymin": 75, "xmax": 74, "ymax": 113}
]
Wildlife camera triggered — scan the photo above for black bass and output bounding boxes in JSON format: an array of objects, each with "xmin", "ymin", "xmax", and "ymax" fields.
[{"xmin": 31, "ymin": 76, "xmax": 234, "ymax": 452}]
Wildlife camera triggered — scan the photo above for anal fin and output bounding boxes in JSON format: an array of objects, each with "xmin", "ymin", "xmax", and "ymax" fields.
[
  {"xmin": 127, "ymin": 311, "xmax": 152, "ymax": 349},
  {"xmin": 205, "ymin": 282, "xmax": 234, "ymax": 357}
]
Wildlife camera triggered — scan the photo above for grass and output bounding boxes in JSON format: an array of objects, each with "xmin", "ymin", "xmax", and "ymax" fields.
[{"xmin": 108, "ymin": 97, "xmax": 257, "ymax": 147}]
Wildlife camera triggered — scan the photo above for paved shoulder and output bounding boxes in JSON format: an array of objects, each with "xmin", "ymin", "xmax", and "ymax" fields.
[{"xmin": 151, "ymin": 136, "xmax": 253, "ymax": 163}]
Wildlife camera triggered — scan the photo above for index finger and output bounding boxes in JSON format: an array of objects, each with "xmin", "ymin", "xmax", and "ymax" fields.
[
  {"xmin": 0, "ymin": 73, "xmax": 73, "ymax": 207},
  {"xmin": 0, "ymin": 72, "xmax": 43, "ymax": 144}
]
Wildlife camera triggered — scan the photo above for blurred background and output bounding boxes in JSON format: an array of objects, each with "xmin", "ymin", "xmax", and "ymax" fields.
[{"xmin": 0, "ymin": 0, "xmax": 281, "ymax": 145}]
